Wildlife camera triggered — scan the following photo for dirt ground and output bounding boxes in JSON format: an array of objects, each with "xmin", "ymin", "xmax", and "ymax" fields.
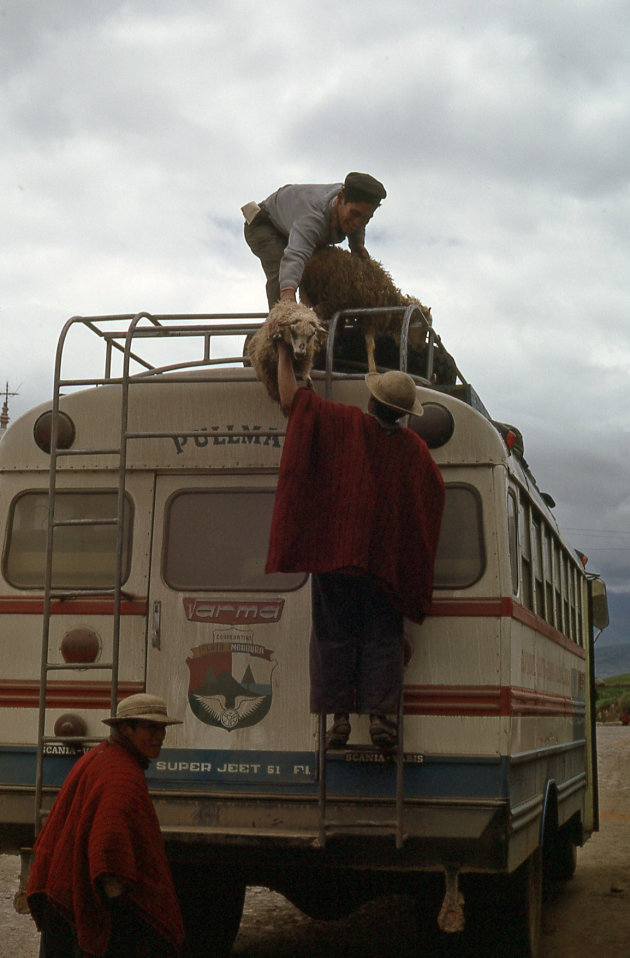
[
  {"xmin": 3, "ymin": 725, "xmax": 630, "ymax": 957},
  {"xmin": 537, "ymin": 724, "xmax": 630, "ymax": 956}
]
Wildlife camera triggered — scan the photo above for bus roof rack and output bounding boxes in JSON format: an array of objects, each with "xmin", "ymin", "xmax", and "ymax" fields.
[{"xmin": 52, "ymin": 308, "xmax": 489, "ymax": 417}]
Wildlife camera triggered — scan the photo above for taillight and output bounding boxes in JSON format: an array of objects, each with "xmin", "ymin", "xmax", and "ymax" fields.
[
  {"xmin": 33, "ymin": 410, "xmax": 76, "ymax": 453},
  {"xmin": 60, "ymin": 627, "xmax": 101, "ymax": 664}
]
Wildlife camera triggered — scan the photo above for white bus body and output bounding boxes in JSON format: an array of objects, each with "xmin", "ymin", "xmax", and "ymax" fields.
[{"xmin": 0, "ymin": 313, "xmax": 607, "ymax": 956}]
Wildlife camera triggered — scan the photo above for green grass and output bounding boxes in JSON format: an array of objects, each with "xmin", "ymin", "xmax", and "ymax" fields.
[{"xmin": 596, "ymin": 674, "xmax": 630, "ymax": 716}]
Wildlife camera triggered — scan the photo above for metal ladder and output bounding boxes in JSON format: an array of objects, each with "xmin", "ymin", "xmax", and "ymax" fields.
[
  {"xmin": 32, "ymin": 311, "xmax": 270, "ymax": 834},
  {"xmin": 317, "ymin": 663, "xmax": 407, "ymax": 850}
]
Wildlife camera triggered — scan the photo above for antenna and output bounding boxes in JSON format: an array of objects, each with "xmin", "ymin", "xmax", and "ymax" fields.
[{"xmin": 0, "ymin": 381, "xmax": 20, "ymax": 432}]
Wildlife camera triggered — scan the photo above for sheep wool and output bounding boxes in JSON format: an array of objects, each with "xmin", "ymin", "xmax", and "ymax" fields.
[
  {"xmin": 247, "ymin": 302, "xmax": 327, "ymax": 404},
  {"xmin": 299, "ymin": 246, "xmax": 434, "ymax": 374}
]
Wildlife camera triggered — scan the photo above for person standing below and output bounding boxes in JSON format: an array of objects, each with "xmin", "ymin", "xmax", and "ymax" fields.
[
  {"xmin": 27, "ymin": 694, "xmax": 185, "ymax": 958},
  {"xmin": 266, "ymin": 343, "xmax": 445, "ymax": 749},
  {"xmin": 243, "ymin": 172, "xmax": 386, "ymax": 309}
]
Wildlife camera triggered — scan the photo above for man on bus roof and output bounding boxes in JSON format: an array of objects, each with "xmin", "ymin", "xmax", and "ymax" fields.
[{"xmin": 242, "ymin": 172, "xmax": 387, "ymax": 309}]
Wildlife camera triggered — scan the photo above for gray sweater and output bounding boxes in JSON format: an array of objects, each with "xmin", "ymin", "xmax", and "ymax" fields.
[{"xmin": 261, "ymin": 183, "xmax": 366, "ymax": 290}]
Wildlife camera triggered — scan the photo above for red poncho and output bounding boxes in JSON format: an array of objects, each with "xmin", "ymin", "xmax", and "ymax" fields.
[
  {"xmin": 27, "ymin": 739, "xmax": 184, "ymax": 957},
  {"xmin": 266, "ymin": 389, "xmax": 445, "ymax": 621}
]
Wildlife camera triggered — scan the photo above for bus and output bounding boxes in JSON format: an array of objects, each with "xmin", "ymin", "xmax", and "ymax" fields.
[{"xmin": 0, "ymin": 309, "xmax": 608, "ymax": 957}]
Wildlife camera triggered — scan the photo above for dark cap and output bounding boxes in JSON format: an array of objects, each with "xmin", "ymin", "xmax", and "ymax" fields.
[{"xmin": 343, "ymin": 172, "xmax": 387, "ymax": 205}]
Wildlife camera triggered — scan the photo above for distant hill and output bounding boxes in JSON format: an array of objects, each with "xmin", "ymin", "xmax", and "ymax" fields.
[{"xmin": 595, "ymin": 642, "xmax": 630, "ymax": 679}]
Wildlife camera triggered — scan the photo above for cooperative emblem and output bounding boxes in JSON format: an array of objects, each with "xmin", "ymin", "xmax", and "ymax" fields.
[{"xmin": 186, "ymin": 630, "xmax": 276, "ymax": 731}]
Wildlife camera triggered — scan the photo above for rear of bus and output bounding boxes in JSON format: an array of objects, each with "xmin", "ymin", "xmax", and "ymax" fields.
[{"xmin": 0, "ymin": 363, "xmax": 602, "ymax": 956}]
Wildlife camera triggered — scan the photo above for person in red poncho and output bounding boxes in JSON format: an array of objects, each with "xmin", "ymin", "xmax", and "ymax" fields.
[
  {"xmin": 267, "ymin": 340, "xmax": 445, "ymax": 751},
  {"xmin": 27, "ymin": 693, "xmax": 185, "ymax": 957}
]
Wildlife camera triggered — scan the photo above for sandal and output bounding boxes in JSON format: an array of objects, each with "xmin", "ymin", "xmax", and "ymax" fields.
[
  {"xmin": 326, "ymin": 713, "xmax": 351, "ymax": 749},
  {"xmin": 369, "ymin": 714, "xmax": 398, "ymax": 750}
]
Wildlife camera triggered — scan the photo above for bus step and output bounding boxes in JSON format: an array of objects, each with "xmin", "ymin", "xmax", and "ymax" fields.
[{"xmin": 317, "ymin": 689, "xmax": 406, "ymax": 850}]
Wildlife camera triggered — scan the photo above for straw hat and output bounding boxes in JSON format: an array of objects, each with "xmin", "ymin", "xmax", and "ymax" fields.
[
  {"xmin": 102, "ymin": 693, "xmax": 182, "ymax": 727},
  {"xmin": 365, "ymin": 370, "xmax": 424, "ymax": 418}
]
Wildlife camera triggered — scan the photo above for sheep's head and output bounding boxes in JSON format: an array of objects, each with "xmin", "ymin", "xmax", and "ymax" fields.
[
  {"xmin": 268, "ymin": 302, "xmax": 327, "ymax": 358},
  {"xmin": 288, "ymin": 318, "xmax": 327, "ymax": 358}
]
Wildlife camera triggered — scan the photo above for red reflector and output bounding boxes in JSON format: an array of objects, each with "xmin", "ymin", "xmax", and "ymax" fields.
[
  {"xmin": 505, "ymin": 430, "xmax": 516, "ymax": 450},
  {"xmin": 54, "ymin": 713, "xmax": 87, "ymax": 738},
  {"xmin": 61, "ymin": 627, "xmax": 101, "ymax": 664}
]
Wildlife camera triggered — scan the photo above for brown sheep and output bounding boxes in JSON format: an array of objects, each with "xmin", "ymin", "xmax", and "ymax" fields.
[
  {"xmin": 247, "ymin": 301, "xmax": 327, "ymax": 405},
  {"xmin": 299, "ymin": 246, "xmax": 434, "ymax": 374}
]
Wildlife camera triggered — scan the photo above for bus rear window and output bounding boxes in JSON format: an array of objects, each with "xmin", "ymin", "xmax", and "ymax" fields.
[
  {"xmin": 163, "ymin": 490, "xmax": 306, "ymax": 592},
  {"xmin": 4, "ymin": 491, "xmax": 132, "ymax": 589},
  {"xmin": 433, "ymin": 484, "xmax": 485, "ymax": 589}
]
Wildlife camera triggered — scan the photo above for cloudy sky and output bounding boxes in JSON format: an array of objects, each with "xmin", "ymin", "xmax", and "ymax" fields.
[{"xmin": 2, "ymin": 0, "xmax": 629, "ymax": 648}]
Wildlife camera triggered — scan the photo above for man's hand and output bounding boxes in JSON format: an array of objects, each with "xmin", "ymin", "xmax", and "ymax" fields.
[
  {"xmin": 101, "ymin": 874, "xmax": 125, "ymax": 899},
  {"xmin": 279, "ymin": 287, "xmax": 297, "ymax": 302}
]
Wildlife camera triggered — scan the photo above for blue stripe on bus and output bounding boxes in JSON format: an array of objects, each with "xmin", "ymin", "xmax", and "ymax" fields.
[{"xmin": 0, "ymin": 744, "xmax": 584, "ymax": 802}]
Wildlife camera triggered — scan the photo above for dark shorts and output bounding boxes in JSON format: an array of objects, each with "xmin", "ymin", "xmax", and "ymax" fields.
[
  {"xmin": 310, "ymin": 572, "xmax": 404, "ymax": 714},
  {"xmin": 244, "ymin": 208, "xmax": 287, "ymax": 309}
]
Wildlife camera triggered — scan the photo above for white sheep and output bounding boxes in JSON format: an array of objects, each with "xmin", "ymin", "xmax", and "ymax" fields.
[{"xmin": 246, "ymin": 301, "xmax": 328, "ymax": 405}]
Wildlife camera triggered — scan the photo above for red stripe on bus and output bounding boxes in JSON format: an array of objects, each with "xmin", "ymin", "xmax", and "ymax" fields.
[
  {"xmin": 0, "ymin": 680, "xmax": 145, "ymax": 709},
  {"xmin": 403, "ymin": 684, "xmax": 579, "ymax": 717},
  {"xmin": 509, "ymin": 686, "xmax": 578, "ymax": 716},
  {"xmin": 428, "ymin": 598, "xmax": 513, "ymax": 617},
  {"xmin": 427, "ymin": 597, "xmax": 587, "ymax": 659},
  {"xmin": 404, "ymin": 684, "xmax": 507, "ymax": 715},
  {"xmin": 0, "ymin": 597, "xmax": 147, "ymax": 615},
  {"xmin": 1, "ymin": 679, "xmax": 580, "ymax": 716}
]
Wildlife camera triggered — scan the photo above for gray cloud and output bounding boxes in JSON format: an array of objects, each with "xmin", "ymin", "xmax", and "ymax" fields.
[{"xmin": 1, "ymin": 0, "xmax": 628, "ymax": 645}]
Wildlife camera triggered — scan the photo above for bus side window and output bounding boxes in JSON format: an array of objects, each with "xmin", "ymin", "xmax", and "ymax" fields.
[
  {"xmin": 545, "ymin": 532, "xmax": 555, "ymax": 628},
  {"xmin": 553, "ymin": 540, "xmax": 563, "ymax": 633},
  {"xmin": 532, "ymin": 517, "xmax": 544, "ymax": 618},
  {"xmin": 507, "ymin": 490, "xmax": 518, "ymax": 594},
  {"xmin": 432, "ymin": 484, "xmax": 485, "ymax": 589},
  {"xmin": 564, "ymin": 561, "xmax": 573, "ymax": 641},
  {"xmin": 518, "ymin": 497, "xmax": 533, "ymax": 610},
  {"xmin": 3, "ymin": 490, "xmax": 132, "ymax": 589}
]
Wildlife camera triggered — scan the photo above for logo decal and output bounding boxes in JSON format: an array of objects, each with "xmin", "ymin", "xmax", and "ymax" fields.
[
  {"xmin": 186, "ymin": 630, "xmax": 276, "ymax": 731},
  {"xmin": 183, "ymin": 597, "xmax": 284, "ymax": 625},
  {"xmin": 171, "ymin": 424, "xmax": 282, "ymax": 455}
]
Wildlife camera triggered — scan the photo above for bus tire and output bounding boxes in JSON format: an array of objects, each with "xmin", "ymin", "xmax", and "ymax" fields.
[
  {"xmin": 544, "ymin": 824, "xmax": 578, "ymax": 883},
  {"xmin": 170, "ymin": 863, "xmax": 246, "ymax": 958},
  {"xmin": 509, "ymin": 847, "xmax": 543, "ymax": 958},
  {"xmin": 281, "ymin": 874, "xmax": 359, "ymax": 920}
]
